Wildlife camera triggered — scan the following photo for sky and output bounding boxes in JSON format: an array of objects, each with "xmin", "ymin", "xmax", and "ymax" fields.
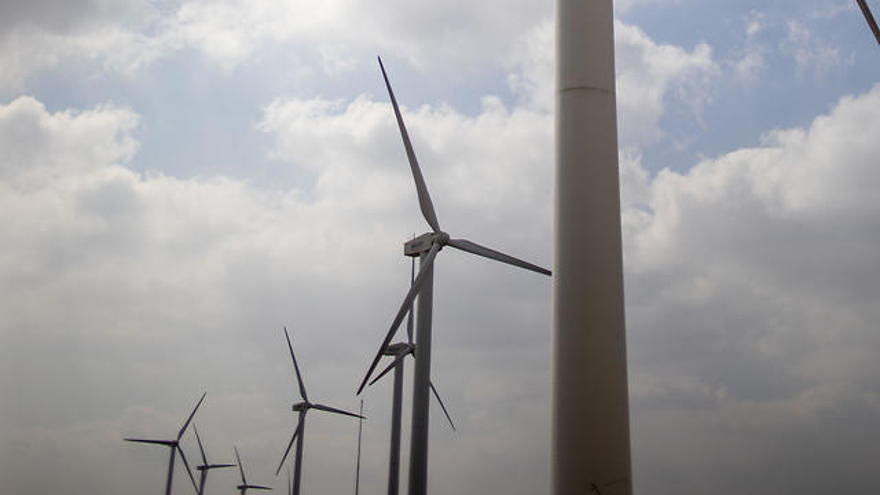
[{"xmin": 1, "ymin": 0, "xmax": 879, "ymax": 494}]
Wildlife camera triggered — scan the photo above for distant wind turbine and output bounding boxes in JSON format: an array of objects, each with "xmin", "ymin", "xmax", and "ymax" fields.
[
  {"xmin": 124, "ymin": 392, "xmax": 205, "ymax": 495},
  {"xmin": 357, "ymin": 57, "xmax": 551, "ymax": 495},
  {"xmin": 366, "ymin": 257, "xmax": 456, "ymax": 495},
  {"xmin": 193, "ymin": 424, "xmax": 236, "ymax": 495},
  {"xmin": 235, "ymin": 446, "xmax": 272, "ymax": 495},
  {"xmin": 276, "ymin": 327, "xmax": 366, "ymax": 495}
]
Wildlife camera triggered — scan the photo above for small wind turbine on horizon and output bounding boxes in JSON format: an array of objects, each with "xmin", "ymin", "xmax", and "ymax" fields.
[
  {"xmin": 193, "ymin": 424, "xmax": 236, "ymax": 495},
  {"xmin": 358, "ymin": 57, "xmax": 551, "ymax": 495},
  {"xmin": 366, "ymin": 257, "xmax": 455, "ymax": 495},
  {"xmin": 124, "ymin": 392, "xmax": 205, "ymax": 495},
  {"xmin": 235, "ymin": 446, "xmax": 272, "ymax": 495},
  {"xmin": 276, "ymin": 326, "xmax": 366, "ymax": 495}
]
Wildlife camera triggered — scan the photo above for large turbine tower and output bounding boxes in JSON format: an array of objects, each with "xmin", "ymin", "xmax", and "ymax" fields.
[
  {"xmin": 366, "ymin": 257, "xmax": 456, "ymax": 495},
  {"xmin": 555, "ymin": 0, "xmax": 631, "ymax": 494},
  {"xmin": 358, "ymin": 57, "xmax": 551, "ymax": 495}
]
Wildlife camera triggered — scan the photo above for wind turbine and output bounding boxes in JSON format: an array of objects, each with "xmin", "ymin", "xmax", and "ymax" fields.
[
  {"xmin": 124, "ymin": 392, "xmax": 205, "ymax": 495},
  {"xmin": 856, "ymin": 0, "xmax": 880, "ymax": 45},
  {"xmin": 193, "ymin": 425, "xmax": 236, "ymax": 495},
  {"xmin": 357, "ymin": 57, "xmax": 551, "ymax": 495},
  {"xmin": 366, "ymin": 257, "xmax": 455, "ymax": 495},
  {"xmin": 235, "ymin": 446, "xmax": 272, "ymax": 495},
  {"xmin": 276, "ymin": 326, "xmax": 365, "ymax": 495}
]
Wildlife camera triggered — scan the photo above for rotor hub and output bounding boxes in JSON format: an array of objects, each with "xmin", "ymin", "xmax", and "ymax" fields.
[
  {"xmin": 292, "ymin": 402, "xmax": 310, "ymax": 412},
  {"xmin": 384, "ymin": 342, "xmax": 412, "ymax": 355}
]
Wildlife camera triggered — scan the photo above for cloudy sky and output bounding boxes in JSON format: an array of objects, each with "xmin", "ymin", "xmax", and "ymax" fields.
[{"xmin": 1, "ymin": 0, "xmax": 879, "ymax": 494}]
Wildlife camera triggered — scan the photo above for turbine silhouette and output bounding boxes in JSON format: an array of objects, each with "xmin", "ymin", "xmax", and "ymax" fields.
[
  {"xmin": 358, "ymin": 57, "xmax": 550, "ymax": 495},
  {"xmin": 276, "ymin": 326, "xmax": 365, "ymax": 495},
  {"xmin": 235, "ymin": 446, "xmax": 272, "ymax": 495},
  {"xmin": 193, "ymin": 424, "xmax": 236, "ymax": 495},
  {"xmin": 124, "ymin": 392, "xmax": 205, "ymax": 495}
]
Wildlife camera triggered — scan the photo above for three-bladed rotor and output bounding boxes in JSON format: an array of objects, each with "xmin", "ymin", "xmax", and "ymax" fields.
[
  {"xmin": 276, "ymin": 327, "xmax": 365, "ymax": 477},
  {"xmin": 357, "ymin": 58, "xmax": 551, "ymax": 396},
  {"xmin": 124, "ymin": 392, "xmax": 206, "ymax": 495},
  {"xmin": 235, "ymin": 446, "xmax": 273, "ymax": 493},
  {"xmin": 192, "ymin": 424, "xmax": 235, "ymax": 495}
]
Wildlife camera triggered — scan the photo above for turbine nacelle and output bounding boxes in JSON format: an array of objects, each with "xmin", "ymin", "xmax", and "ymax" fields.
[
  {"xmin": 291, "ymin": 402, "xmax": 310, "ymax": 412},
  {"xmin": 404, "ymin": 232, "xmax": 446, "ymax": 256},
  {"xmin": 384, "ymin": 342, "xmax": 413, "ymax": 355}
]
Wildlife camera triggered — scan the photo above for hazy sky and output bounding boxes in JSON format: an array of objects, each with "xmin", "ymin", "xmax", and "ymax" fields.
[{"xmin": 1, "ymin": 1, "xmax": 880, "ymax": 494}]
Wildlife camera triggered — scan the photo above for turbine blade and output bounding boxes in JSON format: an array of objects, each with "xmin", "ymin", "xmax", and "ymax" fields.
[
  {"xmin": 177, "ymin": 444, "xmax": 199, "ymax": 494},
  {"xmin": 275, "ymin": 415, "xmax": 303, "ymax": 476},
  {"xmin": 208, "ymin": 463, "xmax": 237, "ymax": 469},
  {"xmin": 283, "ymin": 327, "xmax": 309, "ymax": 402},
  {"xmin": 248, "ymin": 486, "xmax": 273, "ymax": 491},
  {"xmin": 311, "ymin": 403, "xmax": 365, "ymax": 419},
  {"xmin": 357, "ymin": 242, "xmax": 440, "ymax": 394},
  {"xmin": 178, "ymin": 392, "xmax": 207, "ymax": 440},
  {"xmin": 377, "ymin": 56, "xmax": 441, "ymax": 232},
  {"xmin": 235, "ymin": 446, "xmax": 246, "ymax": 484},
  {"xmin": 429, "ymin": 381, "xmax": 456, "ymax": 431},
  {"xmin": 406, "ymin": 256, "xmax": 415, "ymax": 345},
  {"xmin": 193, "ymin": 424, "xmax": 208, "ymax": 465},
  {"xmin": 368, "ymin": 351, "xmax": 410, "ymax": 387},
  {"xmin": 124, "ymin": 438, "xmax": 174, "ymax": 446},
  {"xmin": 856, "ymin": 0, "xmax": 880, "ymax": 45},
  {"xmin": 447, "ymin": 238, "xmax": 551, "ymax": 276}
]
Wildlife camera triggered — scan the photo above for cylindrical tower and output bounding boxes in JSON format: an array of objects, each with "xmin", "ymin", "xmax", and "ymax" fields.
[{"xmin": 554, "ymin": 1, "xmax": 632, "ymax": 494}]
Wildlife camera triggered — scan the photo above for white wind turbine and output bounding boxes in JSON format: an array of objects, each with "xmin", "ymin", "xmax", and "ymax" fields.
[
  {"xmin": 124, "ymin": 392, "xmax": 205, "ymax": 495},
  {"xmin": 357, "ymin": 57, "xmax": 551, "ymax": 495},
  {"xmin": 276, "ymin": 327, "xmax": 365, "ymax": 495},
  {"xmin": 235, "ymin": 446, "xmax": 272, "ymax": 495}
]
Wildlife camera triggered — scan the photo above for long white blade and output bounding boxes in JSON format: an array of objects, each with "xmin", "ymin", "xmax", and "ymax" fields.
[
  {"xmin": 284, "ymin": 327, "xmax": 308, "ymax": 402},
  {"xmin": 357, "ymin": 242, "xmax": 440, "ymax": 394},
  {"xmin": 429, "ymin": 381, "xmax": 456, "ymax": 431},
  {"xmin": 856, "ymin": 0, "xmax": 880, "ymax": 44},
  {"xmin": 378, "ymin": 56, "xmax": 441, "ymax": 232},
  {"xmin": 193, "ymin": 424, "xmax": 207, "ymax": 465},
  {"xmin": 178, "ymin": 392, "xmax": 207, "ymax": 440},
  {"xmin": 275, "ymin": 415, "xmax": 303, "ymax": 476},
  {"xmin": 447, "ymin": 238, "xmax": 550, "ymax": 276},
  {"xmin": 312, "ymin": 403, "xmax": 365, "ymax": 419},
  {"xmin": 235, "ymin": 446, "xmax": 246, "ymax": 485},
  {"xmin": 177, "ymin": 444, "xmax": 199, "ymax": 493}
]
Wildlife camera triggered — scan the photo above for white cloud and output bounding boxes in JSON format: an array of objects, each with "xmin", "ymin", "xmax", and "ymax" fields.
[
  {"xmin": 782, "ymin": 19, "xmax": 852, "ymax": 78},
  {"xmin": 625, "ymin": 84, "xmax": 880, "ymax": 494},
  {"xmin": 0, "ymin": 0, "xmax": 554, "ymax": 92},
  {"xmin": 614, "ymin": 22, "xmax": 719, "ymax": 146},
  {"xmin": 0, "ymin": 77, "xmax": 554, "ymax": 494}
]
